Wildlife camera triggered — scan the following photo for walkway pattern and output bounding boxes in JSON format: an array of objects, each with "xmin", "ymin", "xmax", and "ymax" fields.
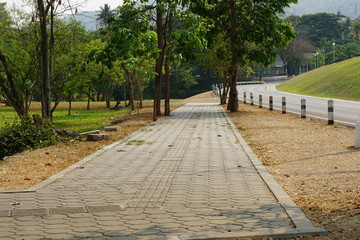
[{"xmin": 0, "ymin": 103, "xmax": 324, "ymax": 239}]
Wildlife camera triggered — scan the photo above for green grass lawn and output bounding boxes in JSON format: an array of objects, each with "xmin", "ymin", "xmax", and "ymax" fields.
[
  {"xmin": 277, "ymin": 56, "xmax": 360, "ymax": 100},
  {"xmin": 0, "ymin": 102, "xmax": 131, "ymax": 132}
]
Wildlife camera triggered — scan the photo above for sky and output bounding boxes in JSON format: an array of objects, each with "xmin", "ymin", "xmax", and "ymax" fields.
[
  {"xmin": 1, "ymin": 0, "xmax": 359, "ymax": 19},
  {"xmin": 1, "ymin": 0, "xmax": 124, "ymax": 12}
]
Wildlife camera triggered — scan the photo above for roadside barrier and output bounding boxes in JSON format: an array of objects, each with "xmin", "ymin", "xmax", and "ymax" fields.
[
  {"xmin": 282, "ymin": 97, "xmax": 286, "ymax": 114},
  {"xmin": 301, "ymin": 99, "xmax": 306, "ymax": 118},
  {"xmin": 355, "ymin": 121, "xmax": 360, "ymax": 148},
  {"xmin": 231, "ymin": 91, "xmax": 341, "ymax": 127},
  {"xmin": 328, "ymin": 100, "xmax": 334, "ymax": 125}
]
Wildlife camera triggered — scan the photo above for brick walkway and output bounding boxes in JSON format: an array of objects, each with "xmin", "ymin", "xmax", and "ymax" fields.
[{"xmin": 0, "ymin": 103, "xmax": 325, "ymax": 239}]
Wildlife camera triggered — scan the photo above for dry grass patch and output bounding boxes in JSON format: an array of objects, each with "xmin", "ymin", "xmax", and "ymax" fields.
[
  {"xmin": 226, "ymin": 103, "xmax": 360, "ymax": 239},
  {"xmin": 0, "ymin": 101, "xmax": 185, "ymax": 191}
]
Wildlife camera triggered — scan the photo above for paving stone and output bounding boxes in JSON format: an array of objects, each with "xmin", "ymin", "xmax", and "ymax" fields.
[
  {"xmin": 15, "ymin": 235, "xmax": 45, "ymax": 240},
  {"xmin": 103, "ymin": 231, "xmax": 131, "ymax": 237},
  {"xmin": 41, "ymin": 219, "xmax": 69, "ymax": 225},
  {"xmin": 126, "ymin": 219, "xmax": 151, "ymax": 225},
  {"xmin": 72, "ymin": 232, "xmax": 104, "ymax": 238},
  {"xmin": 50, "ymin": 206, "xmax": 86, "ymax": 215},
  {"xmin": 132, "ymin": 234, "xmax": 169, "ymax": 240},
  {"xmin": 12, "ymin": 208, "xmax": 48, "ymax": 217},
  {"xmin": 44, "ymin": 223, "xmax": 71, "ymax": 229},
  {"xmin": 92, "ymin": 212, "xmax": 119, "ymax": 217},
  {"xmin": 0, "ymin": 221, "xmax": 15, "ymax": 227},
  {"xmin": 122, "ymin": 214, "xmax": 146, "ymax": 220},
  {"xmin": 70, "ymin": 221, "xmax": 98, "ymax": 228},
  {"xmin": 41, "ymin": 214, "xmax": 68, "ymax": 220},
  {"xmin": 86, "ymin": 205, "xmax": 122, "ymax": 213},
  {"xmin": 132, "ymin": 228, "xmax": 161, "ymax": 235},
  {"xmin": 182, "ymin": 221, "xmax": 210, "ymax": 227},
  {"xmin": 99, "ymin": 225, "xmax": 128, "ymax": 232},
  {"xmin": 67, "ymin": 213, "xmax": 92, "ymax": 218},
  {"xmin": 44, "ymin": 228, "xmax": 74, "ymax": 234},
  {"xmin": 0, "ymin": 231, "xmax": 15, "ymax": 237},
  {"xmin": 43, "ymin": 233, "xmax": 75, "ymax": 239},
  {"xmin": 0, "ymin": 210, "xmax": 10, "ymax": 217},
  {"xmin": 150, "ymin": 218, "xmax": 175, "ymax": 224},
  {"xmin": 94, "ymin": 216, "xmax": 120, "ymax": 221},
  {"xmin": 71, "ymin": 226, "xmax": 100, "ymax": 233}
]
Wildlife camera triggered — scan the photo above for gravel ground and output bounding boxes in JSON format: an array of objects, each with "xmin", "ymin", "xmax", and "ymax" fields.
[{"xmin": 226, "ymin": 102, "xmax": 360, "ymax": 240}]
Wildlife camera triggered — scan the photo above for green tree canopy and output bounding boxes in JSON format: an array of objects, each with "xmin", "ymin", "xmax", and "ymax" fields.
[
  {"xmin": 296, "ymin": 13, "xmax": 343, "ymax": 47},
  {"xmin": 189, "ymin": 0, "xmax": 296, "ymax": 111}
]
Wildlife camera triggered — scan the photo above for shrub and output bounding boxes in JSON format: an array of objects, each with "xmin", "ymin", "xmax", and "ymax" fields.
[{"xmin": 0, "ymin": 119, "xmax": 60, "ymax": 160}]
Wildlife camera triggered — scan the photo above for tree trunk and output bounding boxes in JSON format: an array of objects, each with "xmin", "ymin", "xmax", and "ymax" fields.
[
  {"xmin": 68, "ymin": 98, "xmax": 72, "ymax": 116},
  {"xmin": 38, "ymin": 0, "xmax": 51, "ymax": 121},
  {"xmin": 134, "ymin": 71, "xmax": 143, "ymax": 109},
  {"xmin": 105, "ymin": 85, "xmax": 112, "ymax": 109},
  {"xmin": 123, "ymin": 86, "xmax": 128, "ymax": 107},
  {"xmin": 87, "ymin": 89, "xmax": 91, "ymax": 110},
  {"xmin": 164, "ymin": 56, "xmax": 171, "ymax": 116},
  {"xmin": 122, "ymin": 64, "xmax": 135, "ymax": 110},
  {"xmin": 227, "ymin": 0, "xmax": 239, "ymax": 112},
  {"xmin": 129, "ymin": 78, "xmax": 135, "ymax": 111},
  {"xmin": 153, "ymin": 4, "xmax": 165, "ymax": 121},
  {"xmin": 49, "ymin": 1, "xmax": 54, "ymax": 103},
  {"xmin": 164, "ymin": 12, "xmax": 172, "ymax": 116},
  {"xmin": 0, "ymin": 51, "xmax": 27, "ymax": 118}
]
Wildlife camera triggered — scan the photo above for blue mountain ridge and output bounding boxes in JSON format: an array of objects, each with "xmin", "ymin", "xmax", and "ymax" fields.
[{"xmin": 286, "ymin": 0, "xmax": 360, "ymax": 19}]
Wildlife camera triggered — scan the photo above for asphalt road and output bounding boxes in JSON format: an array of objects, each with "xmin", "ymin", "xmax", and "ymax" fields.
[{"xmin": 236, "ymin": 76, "xmax": 360, "ymax": 127}]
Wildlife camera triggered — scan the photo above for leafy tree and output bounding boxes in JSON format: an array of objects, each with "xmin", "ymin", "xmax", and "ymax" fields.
[
  {"xmin": 297, "ymin": 13, "xmax": 343, "ymax": 47},
  {"xmin": 200, "ymin": 33, "xmax": 231, "ymax": 104},
  {"xmin": 164, "ymin": 10, "xmax": 207, "ymax": 114},
  {"xmin": 349, "ymin": 19, "xmax": 360, "ymax": 41},
  {"xmin": 97, "ymin": 2, "xmax": 157, "ymax": 110},
  {"xmin": 0, "ymin": 6, "xmax": 39, "ymax": 118},
  {"xmin": 279, "ymin": 39, "xmax": 315, "ymax": 76},
  {"xmin": 49, "ymin": 19, "xmax": 91, "ymax": 116},
  {"xmin": 96, "ymin": 4, "xmax": 115, "ymax": 28},
  {"xmin": 101, "ymin": 0, "xmax": 206, "ymax": 119},
  {"xmin": 35, "ymin": 0, "xmax": 82, "ymax": 120},
  {"xmin": 190, "ymin": 0, "xmax": 296, "ymax": 112}
]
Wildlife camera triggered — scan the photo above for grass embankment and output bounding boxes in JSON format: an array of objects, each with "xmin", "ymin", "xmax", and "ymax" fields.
[
  {"xmin": 0, "ymin": 102, "xmax": 131, "ymax": 132},
  {"xmin": 277, "ymin": 56, "xmax": 360, "ymax": 100}
]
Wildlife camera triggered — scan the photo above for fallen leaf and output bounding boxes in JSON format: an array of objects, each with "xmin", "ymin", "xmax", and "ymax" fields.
[{"xmin": 24, "ymin": 178, "xmax": 31, "ymax": 181}]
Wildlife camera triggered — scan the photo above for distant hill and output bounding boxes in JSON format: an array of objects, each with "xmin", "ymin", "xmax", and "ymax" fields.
[
  {"xmin": 277, "ymin": 57, "xmax": 360, "ymax": 100},
  {"xmin": 286, "ymin": 0, "xmax": 360, "ymax": 19},
  {"xmin": 62, "ymin": 11, "xmax": 100, "ymax": 31}
]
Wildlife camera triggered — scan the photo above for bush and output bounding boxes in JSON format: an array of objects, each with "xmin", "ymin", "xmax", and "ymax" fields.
[{"xmin": 0, "ymin": 119, "xmax": 60, "ymax": 160}]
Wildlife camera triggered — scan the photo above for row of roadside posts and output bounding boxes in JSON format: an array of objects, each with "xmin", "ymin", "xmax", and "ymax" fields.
[
  {"xmin": 243, "ymin": 92, "xmax": 335, "ymax": 125},
  {"xmin": 243, "ymin": 92, "xmax": 360, "ymax": 148}
]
